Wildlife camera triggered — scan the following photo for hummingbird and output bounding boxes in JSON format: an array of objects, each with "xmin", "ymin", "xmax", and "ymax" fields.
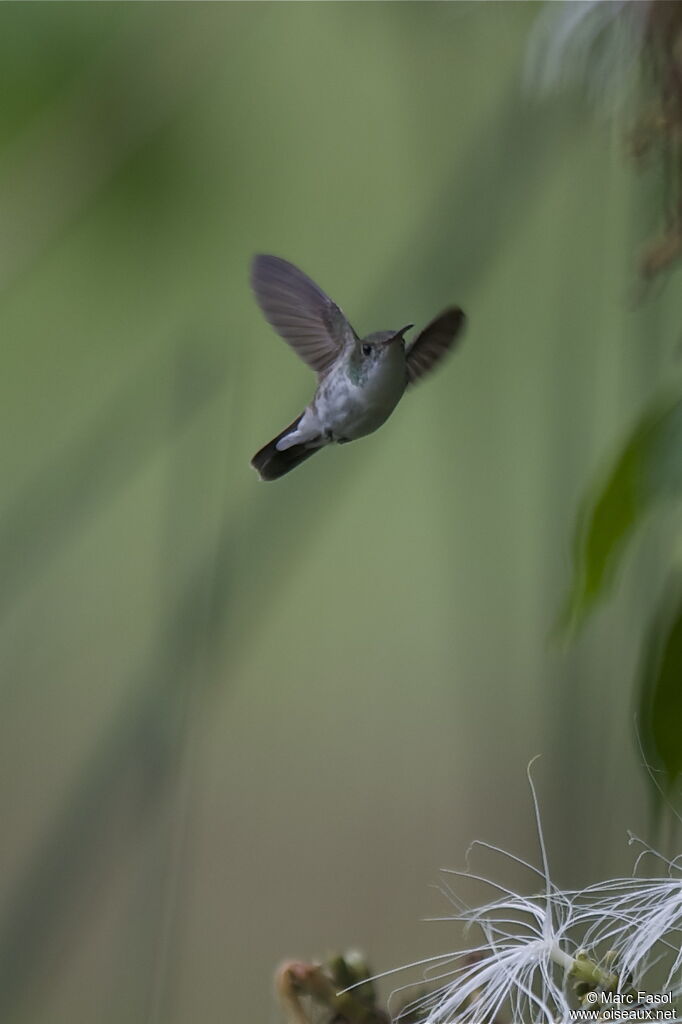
[{"xmin": 250, "ymin": 254, "xmax": 466, "ymax": 481}]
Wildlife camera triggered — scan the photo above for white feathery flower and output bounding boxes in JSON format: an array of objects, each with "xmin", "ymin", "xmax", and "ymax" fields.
[
  {"xmin": 524, "ymin": 1, "xmax": 682, "ymax": 280},
  {"xmin": 578, "ymin": 835, "xmax": 682, "ymax": 993},
  {"xmin": 525, "ymin": 0, "xmax": 651, "ymax": 113},
  {"xmin": 397, "ymin": 884, "xmax": 578, "ymax": 1024},
  {"xmin": 350, "ymin": 764, "xmax": 682, "ymax": 1024},
  {"xmin": 378, "ymin": 762, "xmax": 582, "ymax": 1024}
]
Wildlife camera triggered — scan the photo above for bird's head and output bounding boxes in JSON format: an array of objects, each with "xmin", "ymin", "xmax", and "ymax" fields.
[{"xmin": 355, "ymin": 324, "xmax": 413, "ymax": 364}]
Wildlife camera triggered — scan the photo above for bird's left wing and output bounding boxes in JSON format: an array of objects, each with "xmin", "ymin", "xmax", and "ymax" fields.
[
  {"xmin": 251, "ymin": 255, "xmax": 351, "ymax": 375},
  {"xmin": 405, "ymin": 307, "xmax": 466, "ymax": 385}
]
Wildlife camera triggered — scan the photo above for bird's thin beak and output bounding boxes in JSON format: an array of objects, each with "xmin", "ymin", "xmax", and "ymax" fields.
[{"xmin": 384, "ymin": 324, "xmax": 413, "ymax": 345}]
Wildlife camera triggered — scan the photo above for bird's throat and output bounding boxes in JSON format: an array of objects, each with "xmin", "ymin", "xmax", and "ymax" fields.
[{"xmin": 346, "ymin": 357, "xmax": 369, "ymax": 387}]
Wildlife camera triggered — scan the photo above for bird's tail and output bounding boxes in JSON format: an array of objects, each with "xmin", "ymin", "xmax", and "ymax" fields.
[{"xmin": 251, "ymin": 414, "xmax": 322, "ymax": 481}]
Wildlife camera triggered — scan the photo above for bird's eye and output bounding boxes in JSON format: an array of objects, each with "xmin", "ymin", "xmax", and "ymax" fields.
[{"xmin": 362, "ymin": 344, "xmax": 373, "ymax": 357}]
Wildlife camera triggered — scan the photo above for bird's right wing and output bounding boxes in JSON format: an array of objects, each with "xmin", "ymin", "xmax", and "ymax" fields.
[
  {"xmin": 405, "ymin": 307, "xmax": 466, "ymax": 385},
  {"xmin": 251, "ymin": 255, "xmax": 352, "ymax": 374}
]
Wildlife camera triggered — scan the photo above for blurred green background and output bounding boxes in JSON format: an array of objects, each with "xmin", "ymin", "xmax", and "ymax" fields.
[{"xmin": 0, "ymin": 3, "xmax": 680, "ymax": 1023}]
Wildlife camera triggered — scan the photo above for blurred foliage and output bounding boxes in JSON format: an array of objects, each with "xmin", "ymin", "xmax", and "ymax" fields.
[
  {"xmin": 561, "ymin": 393, "xmax": 682, "ymax": 633},
  {"xmin": 562, "ymin": 391, "xmax": 682, "ymax": 795},
  {"xmin": 638, "ymin": 580, "xmax": 682, "ymax": 793},
  {"xmin": 538, "ymin": 0, "xmax": 682, "ymax": 812}
]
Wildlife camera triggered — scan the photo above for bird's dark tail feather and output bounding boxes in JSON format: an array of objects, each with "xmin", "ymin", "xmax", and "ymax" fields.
[{"xmin": 251, "ymin": 414, "xmax": 322, "ymax": 481}]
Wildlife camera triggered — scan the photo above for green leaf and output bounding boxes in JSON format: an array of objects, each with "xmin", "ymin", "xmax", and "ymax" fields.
[
  {"xmin": 638, "ymin": 580, "xmax": 682, "ymax": 791},
  {"xmin": 560, "ymin": 393, "xmax": 682, "ymax": 634}
]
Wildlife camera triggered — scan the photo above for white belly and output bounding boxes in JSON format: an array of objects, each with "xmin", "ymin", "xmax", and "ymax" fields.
[{"xmin": 315, "ymin": 361, "xmax": 406, "ymax": 441}]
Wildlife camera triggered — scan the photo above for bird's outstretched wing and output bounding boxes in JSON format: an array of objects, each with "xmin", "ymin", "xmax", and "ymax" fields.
[
  {"xmin": 405, "ymin": 307, "xmax": 466, "ymax": 385},
  {"xmin": 251, "ymin": 255, "xmax": 352, "ymax": 374}
]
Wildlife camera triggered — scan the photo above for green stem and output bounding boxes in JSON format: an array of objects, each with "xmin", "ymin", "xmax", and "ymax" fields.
[{"xmin": 550, "ymin": 945, "xmax": 625, "ymax": 995}]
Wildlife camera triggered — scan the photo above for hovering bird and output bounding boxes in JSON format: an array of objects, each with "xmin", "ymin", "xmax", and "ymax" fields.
[{"xmin": 250, "ymin": 255, "xmax": 466, "ymax": 481}]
